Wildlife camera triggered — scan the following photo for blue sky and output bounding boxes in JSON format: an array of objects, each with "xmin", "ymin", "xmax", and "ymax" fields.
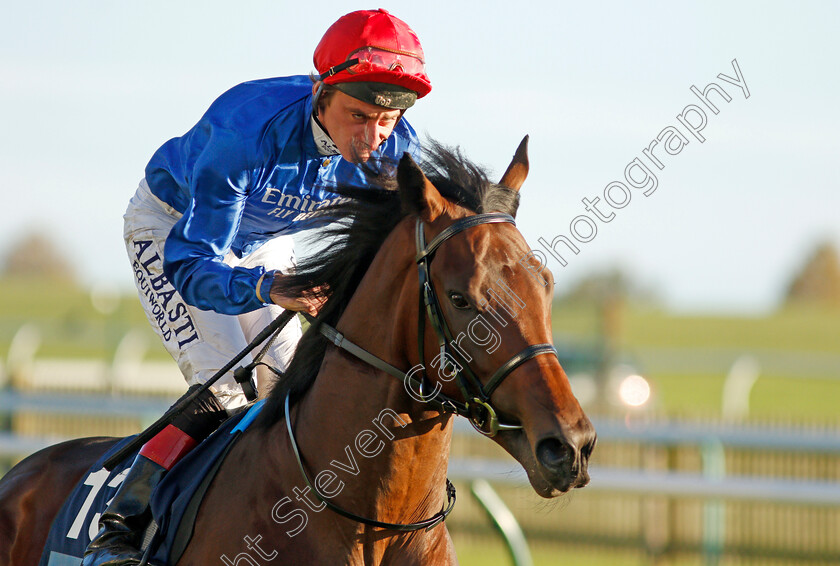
[{"xmin": 1, "ymin": 1, "xmax": 838, "ymax": 313}]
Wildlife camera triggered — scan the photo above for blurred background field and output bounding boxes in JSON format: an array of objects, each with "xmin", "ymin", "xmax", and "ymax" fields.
[
  {"xmin": 550, "ymin": 303, "xmax": 840, "ymax": 422},
  {"xmin": 1, "ymin": 260, "xmax": 839, "ymax": 565},
  {"xmin": 3, "ymin": 277, "xmax": 839, "ymax": 422}
]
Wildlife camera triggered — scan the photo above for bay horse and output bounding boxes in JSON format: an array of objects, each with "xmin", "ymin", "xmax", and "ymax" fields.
[{"xmin": 0, "ymin": 138, "xmax": 596, "ymax": 565}]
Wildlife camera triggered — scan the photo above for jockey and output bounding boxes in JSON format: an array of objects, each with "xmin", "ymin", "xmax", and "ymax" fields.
[{"xmin": 84, "ymin": 9, "xmax": 431, "ymax": 565}]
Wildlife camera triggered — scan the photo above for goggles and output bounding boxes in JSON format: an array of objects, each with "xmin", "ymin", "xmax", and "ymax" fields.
[{"xmin": 319, "ymin": 46, "xmax": 426, "ymax": 80}]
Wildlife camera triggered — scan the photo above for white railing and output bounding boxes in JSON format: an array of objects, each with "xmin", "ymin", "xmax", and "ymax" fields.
[
  {"xmin": 3, "ymin": 391, "xmax": 840, "ymax": 565},
  {"xmin": 4, "ymin": 392, "xmax": 839, "ymax": 507}
]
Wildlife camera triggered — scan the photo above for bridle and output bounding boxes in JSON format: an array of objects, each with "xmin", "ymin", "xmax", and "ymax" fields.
[
  {"xmin": 287, "ymin": 211, "xmax": 559, "ymax": 531},
  {"xmin": 413, "ymin": 213, "xmax": 557, "ymax": 436}
]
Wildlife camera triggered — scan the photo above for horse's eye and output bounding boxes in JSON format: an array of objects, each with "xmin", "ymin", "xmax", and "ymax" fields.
[{"xmin": 448, "ymin": 291, "xmax": 471, "ymax": 310}]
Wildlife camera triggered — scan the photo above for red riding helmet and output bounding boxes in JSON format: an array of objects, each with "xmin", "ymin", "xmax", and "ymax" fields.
[{"xmin": 314, "ymin": 9, "xmax": 431, "ymax": 108}]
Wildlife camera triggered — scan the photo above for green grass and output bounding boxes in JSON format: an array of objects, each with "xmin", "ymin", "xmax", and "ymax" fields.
[
  {"xmin": 0, "ymin": 279, "xmax": 169, "ymax": 360},
  {"xmin": 452, "ymin": 535, "xmax": 647, "ymax": 566},
  {"xmin": 548, "ymin": 302, "xmax": 840, "ymax": 421},
  {"xmin": 650, "ymin": 373, "xmax": 840, "ymax": 421},
  {"xmin": 748, "ymin": 374, "xmax": 840, "ymax": 420},
  {"xmin": 648, "ymin": 373, "xmax": 725, "ymax": 416},
  {"xmin": 552, "ymin": 302, "xmax": 840, "ymax": 354},
  {"xmin": 5, "ymin": 283, "xmax": 838, "ymax": 358},
  {"xmin": 623, "ymin": 307, "xmax": 840, "ymax": 353}
]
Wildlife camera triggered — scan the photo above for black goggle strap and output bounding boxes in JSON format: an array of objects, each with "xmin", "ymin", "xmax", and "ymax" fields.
[{"xmin": 318, "ymin": 58, "xmax": 361, "ymax": 81}]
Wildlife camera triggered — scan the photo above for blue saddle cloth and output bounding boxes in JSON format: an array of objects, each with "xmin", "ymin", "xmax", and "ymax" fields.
[{"xmin": 39, "ymin": 401, "xmax": 264, "ymax": 566}]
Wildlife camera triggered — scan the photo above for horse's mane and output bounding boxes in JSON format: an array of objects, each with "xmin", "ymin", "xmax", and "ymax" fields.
[{"xmin": 255, "ymin": 140, "xmax": 520, "ymax": 428}]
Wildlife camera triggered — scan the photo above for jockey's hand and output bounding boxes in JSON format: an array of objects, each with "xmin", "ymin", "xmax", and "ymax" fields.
[{"xmin": 269, "ymin": 283, "xmax": 329, "ymax": 316}]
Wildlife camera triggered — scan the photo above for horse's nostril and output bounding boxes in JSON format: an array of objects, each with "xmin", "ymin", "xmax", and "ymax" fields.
[
  {"xmin": 581, "ymin": 435, "xmax": 596, "ymax": 460},
  {"xmin": 536, "ymin": 437, "xmax": 572, "ymax": 472}
]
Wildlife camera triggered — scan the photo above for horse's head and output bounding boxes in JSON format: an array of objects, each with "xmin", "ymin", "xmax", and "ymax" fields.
[{"xmin": 395, "ymin": 137, "xmax": 596, "ymax": 496}]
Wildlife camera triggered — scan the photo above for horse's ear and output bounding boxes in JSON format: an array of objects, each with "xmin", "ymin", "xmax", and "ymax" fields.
[
  {"xmin": 499, "ymin": 135, "xmax": 529, "ymax": 191},
  {"xmin": 397, "ymin": 153, "xmax": 446, "ymax": 222}
]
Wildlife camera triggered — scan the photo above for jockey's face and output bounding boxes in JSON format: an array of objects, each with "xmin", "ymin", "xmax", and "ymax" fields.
[{"xmin": 316, "ymin": 86, "xmax": 402, "ymax": 163}]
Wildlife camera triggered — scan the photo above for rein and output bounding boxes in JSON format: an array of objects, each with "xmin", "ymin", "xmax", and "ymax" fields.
[
  {"xmin": 284, "ymin": 393, "xmax": 456, "ymax": 532},
  {"xmin": 284, "ymin": 212, "xmax": 559, "ymax": 532}
]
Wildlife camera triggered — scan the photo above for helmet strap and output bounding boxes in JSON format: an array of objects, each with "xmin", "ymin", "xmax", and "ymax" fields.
[{"xmin": 318, "ymin": 58, "xmax": 360, "ymax": 81}]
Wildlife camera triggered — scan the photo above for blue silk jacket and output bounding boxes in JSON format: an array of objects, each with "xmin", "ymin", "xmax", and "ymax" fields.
[{"xmin": 144, "ymin": 75, "xmax": 420, "ymax": 315}]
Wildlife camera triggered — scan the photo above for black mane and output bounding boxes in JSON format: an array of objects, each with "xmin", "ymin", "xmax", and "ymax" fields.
[{"xmin": 255, "ymin": 140, "xmax": 519, "ymax": 427}]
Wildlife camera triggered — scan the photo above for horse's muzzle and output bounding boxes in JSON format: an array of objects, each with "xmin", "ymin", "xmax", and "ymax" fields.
[{"xmin": 535, "ymin": 424, "xmax": 596, "ymax": 491}]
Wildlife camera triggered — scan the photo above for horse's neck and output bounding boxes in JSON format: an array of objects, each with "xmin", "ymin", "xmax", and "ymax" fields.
[
  {"xmin": 295, "ymin": 358, "xmax": 453, "ymax": 525},
  {"xmin": 284, "ymin": 223, "xmax": 453, "ymax": 539}
]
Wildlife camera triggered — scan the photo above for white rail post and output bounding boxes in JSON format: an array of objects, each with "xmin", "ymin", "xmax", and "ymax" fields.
[
  {"xmin": 111, "ymin": 329, "xmax": 149, "ymax": 395},
  {"xmin": 470, "ymin": 479, "xmax": 533, "ymax": 566},
  {"xmin": 701, "ymin": 438, "xmax": 726, "ymax": 565},
  {"xmin": 5, "ymin": 323, "xmax": 41, "ymax": 390},
  {"xmin": 721, "ymin": 355, "xmax": 760, "ymax": 420}
]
